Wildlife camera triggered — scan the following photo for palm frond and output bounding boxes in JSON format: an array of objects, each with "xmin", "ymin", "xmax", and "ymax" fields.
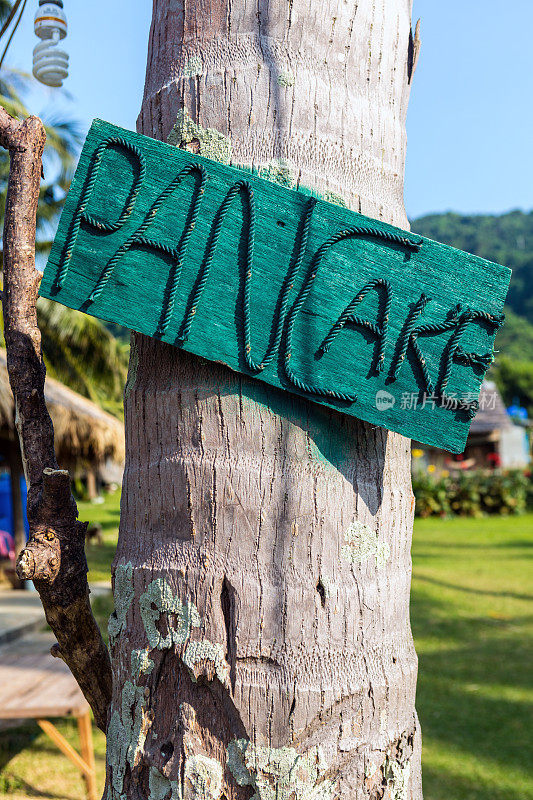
[
  {"xmin": 0, "ymin": 300, "xmax": 129, "ymax": 419},
  {"xmin": 0, "ymin": 69, "xmax": 83, "ymax": 257},
  {"xmin": 0, "ymin": 0, "xmax": 19, "ymax": 32},
  {"xmin": 37, "ymin": 300, "xmax": 129, "ymax": 417},
  {"xmin": 0, "ymin": 86, "xmax": 29, "ymax": 118},
  {"xmin": 0, "ymin": 1, "xmax": 13, "ymax": 24},
  {"xmin": 41, "ymin": 112, "xmax": 84, "ymax": 182}
]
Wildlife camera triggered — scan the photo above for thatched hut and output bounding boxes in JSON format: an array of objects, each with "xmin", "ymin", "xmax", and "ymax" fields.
[{"xmin": 0, "ymin": 349, "xmax": 124, "ymax": 554}]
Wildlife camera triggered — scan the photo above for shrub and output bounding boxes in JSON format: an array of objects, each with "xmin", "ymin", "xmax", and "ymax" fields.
[{"xmin": 412, "ymin": 469, "xmax": 529, "ymax": 518}]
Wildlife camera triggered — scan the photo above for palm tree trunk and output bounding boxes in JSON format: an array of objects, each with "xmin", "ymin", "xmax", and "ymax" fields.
[{"xmin": 106, "ymin": 1, "xmax": 423, "ymax": 798}]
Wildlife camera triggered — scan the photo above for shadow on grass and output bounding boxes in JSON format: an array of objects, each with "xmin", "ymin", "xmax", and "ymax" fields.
[
  {"xmin": 3, "ymin": 777, "xmax": 73, "ymax": 799},
  {"xmin": 422, "ymin": 764, "xmax": 525, "ymax": 800},
  {"xmin": 0, "ymin": 722, "xmax": 38, "ymax": 778},
  {"xmin": 97, "ymin": 509, "xmax": 121, "ymax": 532},
  {"xmin": 0, "ymin": 719, "xmax": 101, "ymax": 800},
  {"xmin": 415, "ymin": 574, "xmax": 533, "ymax": 602},
  {"xmin": 0, "ymin": 723, "xmax": 72, "ymax": 799},
  {"xmin": 414, "ymin": 539, "xmax": 533, "ymax": 550},
  {"xmin": 78, "ymin": 491, "xmax": 121, "ymax": 582},
  {"xmin": 412, "ymin": 586, "xmax": 533, "ymax": 799}
]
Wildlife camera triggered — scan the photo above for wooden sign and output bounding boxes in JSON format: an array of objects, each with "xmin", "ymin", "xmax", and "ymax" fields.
[{"xmin": 40, "ymin": 120, "xmax": 511, "ymax": 453}]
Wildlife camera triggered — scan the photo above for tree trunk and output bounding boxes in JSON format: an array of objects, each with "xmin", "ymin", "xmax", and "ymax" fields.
[
  {"xmin": 107, "ymin": 1, "xmax": 422, "ymax": 798},
  {"xmin": 86, "ymin": 468, "xmax": 98, "ymax": 501}
]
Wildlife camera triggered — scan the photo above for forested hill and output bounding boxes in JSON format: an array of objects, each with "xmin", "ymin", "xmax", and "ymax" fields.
[{"xmin": 412, "ymin": 210, "xmax": 533, "ymax": 324}]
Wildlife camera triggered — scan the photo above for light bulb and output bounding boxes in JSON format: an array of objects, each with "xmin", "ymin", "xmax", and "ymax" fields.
[{"xmin": 32, "ymin": 0, "xmax": 69, "ymax": 87}]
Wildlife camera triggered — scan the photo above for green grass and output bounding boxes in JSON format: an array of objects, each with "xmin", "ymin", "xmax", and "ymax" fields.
[
  {"xmin": 412, "ymin": 514, "xmax": 533, "ymax": 800},
  {"xmin": 0, "ymin": 719, "xmax": 106, "ymax": 800},
  {"xmin": 0, "ymin": 492, "xmax": 120, "ymax": 800},
  {"xmin": 77, "ymin": 489, "xmax": 121, "ymax": 584},
  {"xmin": 0, "ymin": 499, "xmax": 530, "ymax": 799}
]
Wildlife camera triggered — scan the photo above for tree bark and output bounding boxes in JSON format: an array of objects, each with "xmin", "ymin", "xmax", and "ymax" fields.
[
  {"xmin": 86, "ymin": 468, "xmax": 98, "ymax": 501},
  {"xmin": 108, "ymin": 1, "xmax": 422, "ymax": 797}
]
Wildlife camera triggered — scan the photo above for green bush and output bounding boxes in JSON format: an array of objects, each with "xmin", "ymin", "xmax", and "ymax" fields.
[
  {"xmin": 491, "ymin": 354, "xmax": 533, "ymax": 419},
  {"xmin": 412, "ymin": 469, "xmax": 530, "ymax": 518}
]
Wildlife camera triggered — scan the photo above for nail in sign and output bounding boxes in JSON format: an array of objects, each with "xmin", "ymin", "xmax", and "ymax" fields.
[{"xmin": 40, "ymin": 120, "xmax": 511, "ymax": 453}]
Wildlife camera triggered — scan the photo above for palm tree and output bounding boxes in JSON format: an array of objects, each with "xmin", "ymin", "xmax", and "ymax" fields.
[
  {"xmin": 0, "ymin": 1, "xmax": 129, "ymax": 416},
  {"xmin": 109, "ymin": 0, "xmax": 422, "ymax": 798}
]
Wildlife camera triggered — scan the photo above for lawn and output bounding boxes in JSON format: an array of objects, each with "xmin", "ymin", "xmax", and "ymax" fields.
[
  {"xmin": 0, "ymin": 497, "xmax": 531, "ymax": 799},
  {"xmin": 0, "ymin": 720, "xmax": 107, "ymax": 800},
  {"xmin": 77, "ymin": 489, "xmax": 121, "ymax": 585},
  {"xmin": 412, "ymin": 514, "xmax": 533, "ymax": 800}
]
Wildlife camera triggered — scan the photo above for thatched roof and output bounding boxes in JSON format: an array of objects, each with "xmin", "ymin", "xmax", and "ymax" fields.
[{"xmin": 0, "ymin": 350, "xmax": 124, "ymax": 466}]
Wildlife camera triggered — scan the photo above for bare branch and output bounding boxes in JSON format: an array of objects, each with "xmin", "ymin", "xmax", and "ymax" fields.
[{"xmin": 0, "ymin": 105, "xmax": 112, "ymax": 732}]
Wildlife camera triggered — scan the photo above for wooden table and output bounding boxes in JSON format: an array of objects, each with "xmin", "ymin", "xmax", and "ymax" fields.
[{"xmin": 0, "ymin": 633, "xmax": 97, "ymax": 800}]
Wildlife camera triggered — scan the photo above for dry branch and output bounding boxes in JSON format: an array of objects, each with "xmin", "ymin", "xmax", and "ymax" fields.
[{"xmin": 0, "ymin": 105, "xmax": 111, "ymax": 732}]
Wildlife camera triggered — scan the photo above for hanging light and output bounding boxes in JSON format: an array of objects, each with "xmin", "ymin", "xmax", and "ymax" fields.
[{"xmin": 32, "ymin": 0, "xmax": 69, "ymax": 87}]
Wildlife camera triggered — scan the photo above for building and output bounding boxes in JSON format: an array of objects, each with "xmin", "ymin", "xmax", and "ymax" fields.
[{"xmin": 412, "ymin": 380, "xmax": 530, "ymax": 473}]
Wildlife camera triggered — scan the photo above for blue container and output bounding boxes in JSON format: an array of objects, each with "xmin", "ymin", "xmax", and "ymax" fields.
[{"xmin": 0, "ymin": 471, "xmax": 29, "ymax": 540}]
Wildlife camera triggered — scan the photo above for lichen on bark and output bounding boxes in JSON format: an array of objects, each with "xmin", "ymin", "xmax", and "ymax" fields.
[
  {"xmin": 227, "ymin": 739, "xmax": 336, "ymax": 800},
  {"xmin": 383, "ymin": 757, "xmax": 411, "ymax": 800},
  {"xmin": 183, "ymin": 640, "xmax": 230, "ymax": 686},
  {"xmin": 341, "ymin": 521, "xmax": 391, "ymax": 568},
  {"xmin": 131, "ymin": 647, "xmax": 154, "ymax": 678},
  {"xmin": 106, "ymin": 680, "xmax": 149, "ymax": 796},
  {"xmin": 139, "ymin": 578, "xmax": 201, "ymax": 650},
  {"xmin": 183, "ymin": 56, "xmax": 203, "ymax": 78},
  {"xmin": 108, "ymin": 562, "xmax": 134, "ymax": 644},
  {"xmin": 167, "ymin": 109, "xmax": 231, "ymax": 163},
  {"xmin": 148, "ymin": 756, "xmax": 223, "ymax": 800}
]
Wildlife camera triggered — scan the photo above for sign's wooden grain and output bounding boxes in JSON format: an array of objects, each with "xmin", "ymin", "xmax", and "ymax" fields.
[{"xmin": 40, "ymin": 120, "xmax": 511, "ymax": 452}]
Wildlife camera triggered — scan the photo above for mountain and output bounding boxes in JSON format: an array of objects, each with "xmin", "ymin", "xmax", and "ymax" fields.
[
  {"xmin": 412, "ymin": 210, "xmax": 533, "ymax": 324},
  {"xmin": 412, "ymin": 210, "xmax": 533, "ymax": 416}
]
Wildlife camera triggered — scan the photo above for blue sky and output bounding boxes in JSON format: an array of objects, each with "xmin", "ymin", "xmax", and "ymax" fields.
[{"xmin": 6, "ymin": 0, "xmax": 533, "ymax": 219}]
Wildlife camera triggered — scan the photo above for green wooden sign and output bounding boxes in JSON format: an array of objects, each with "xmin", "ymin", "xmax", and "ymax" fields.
[{"xmin": 40, "ymin": 120, "xmax": 511, "ymax": 453}]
